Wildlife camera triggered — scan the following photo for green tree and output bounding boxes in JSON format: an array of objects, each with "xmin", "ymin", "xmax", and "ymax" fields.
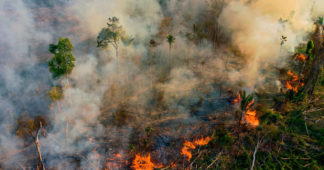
[
  {"xmin": 48, "ymin": 38, "xmax": 75, "ymax": 146},
  {"xmin": 240, "ymin": 90, "xmax": 254, "ymax": 124},
  {"xmin": 166, "ymin": 34, "xmax": 175, "ymax": 66},
  {"xmin": 318, "ymin": 17, "xmax": 323, "ymax": 25},
  {"xmin": 306, "ymin": 40, "xmax": 314, "ymax": 55},
  {"xmin": 167, "ymin": 34, "xmax": 175, "ymax": 55},
  {"xmin": 97, "ymin": 17, "xmax": 125, "ymax": 68},
  {"xmin": 48, "ymin": 38, "xmax": 75, "ymax": 79}
]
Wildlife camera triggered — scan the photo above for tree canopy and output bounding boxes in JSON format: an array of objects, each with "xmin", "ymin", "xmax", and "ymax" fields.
[
  {"xmin": 48, "ymin": 38, "xmax": 75, "ymax": 78},
  {"xmin": 97, "ymin": 17, "xmax": 125, "ymax": 49}
]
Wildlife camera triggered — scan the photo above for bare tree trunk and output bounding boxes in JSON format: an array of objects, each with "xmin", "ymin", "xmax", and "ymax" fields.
[
  {"xmin": 169, "ymin": 44, "xmax": 171, "ymax": 67},
  {"xmin": 239, "ymin": 111, "xmax": 245, "ymax": 125},
  {"xmin": 250, "ymin": 140, "xmax": 260, "ymax": 170},
  {"xmin": 116, "ymin": 46, "xmax": 119, "ymax": 73},
  {"xmin": 65, "ymin": 120, "xmax": 69, "ymax": 145},
  {"xmin": 35, "ymin": 129, "xmax": 45, "ymax": 170},
  {"xmin": 304, "ymin": 111, "xmax": 309, "ymax": 136}
]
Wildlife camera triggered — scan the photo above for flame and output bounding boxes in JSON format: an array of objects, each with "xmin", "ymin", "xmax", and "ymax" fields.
[
  {"xmin": 233, "ymin": 93, "xmax": 241, "ymax": 103},
  {"xmin": 244, "ymin": 101, "xmax": 260, "ymax": 126},
  {"xmin": 181, "ymin": 141, "xmax": 196, "ymax": 161},
  {"xmin": 285, "ymin": 81, "xmax": 298, "ymax": 93},
  {"xmin": 285, "ymin": 70, "xmax": 304, "ymax": 93},
  {"xmin": 181, "ymin": 137, "xmax": 211, "ymax": 161},
  {"xmin": 294, "ymin": 53, "xmax": 306, "ymax": 62},
  {"xmin": 287, "ymin": 70, "xmax": 298, "ymax": 81},
  {"xmin": 105, "ymin": 153, "xmax": 127, "ymax": 170},
  {"xmin": 131, "ymin": 154, "xmax": 162, "ymax": 170}
]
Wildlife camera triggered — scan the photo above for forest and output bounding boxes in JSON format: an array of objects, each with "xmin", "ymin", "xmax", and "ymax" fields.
[{"xmin": 0, "ymin": 0, "xmax": 323, "ymax": 169}]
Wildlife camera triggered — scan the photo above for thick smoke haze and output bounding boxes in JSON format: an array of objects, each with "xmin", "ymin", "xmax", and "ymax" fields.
[{"xmin": 0, "ymin": 0, "xmax": 322, "ymax": 169}]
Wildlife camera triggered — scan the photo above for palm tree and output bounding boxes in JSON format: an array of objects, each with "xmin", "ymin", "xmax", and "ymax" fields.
[
  {"xmin": 240, "ymin": 90, "xmax": 254, "ymax": 124},
  {"xmin": 166, "ymin": 34, "xmax": 175, "ymax": 66}
]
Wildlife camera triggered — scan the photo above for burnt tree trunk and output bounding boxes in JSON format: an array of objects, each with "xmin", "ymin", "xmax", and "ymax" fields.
[
  {"xmin": 303, "ymin": 23, "xmax": 323, "ymax": 96},
  {"xmin": 35, "ymin": 130, "xmax": 45, "ymax": 170}
]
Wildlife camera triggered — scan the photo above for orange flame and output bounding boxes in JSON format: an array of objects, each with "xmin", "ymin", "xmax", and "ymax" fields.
[
  {"xmin": 294, "ymin": 53, "xmax": 306, "ymax": 62},
  {"xmin": 233, "ymin": 93, "xmax": 241, "ymax": 103},
  {"xmin": 105, "ymin": 153, "xmax": 126, "ymax": 170},
  {"xmin": 181, "ymin": 137, "xmax": 211, "ymax": 161},
  {"xmin": 285, "ymin": 70, "xmax": 304, "ymax": 93},
  {"xmin": 131, "ymin": 154, "xmax": 162, "ymax": 170},
  {"xmin": 244, "ymin": 101, "xmax": 260, "ymax": 126}
]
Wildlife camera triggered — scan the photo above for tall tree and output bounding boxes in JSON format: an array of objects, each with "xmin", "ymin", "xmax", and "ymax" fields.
[
  {"xmin": 48, "ymin": 38, "xmax": 75, "ymax": 79},
  {"xmin": 166, "ymin": 34, "xmax": 175, "ymax": 65},
  {"xmin": 303, "ymin": 21, "xmax": 324, "ymax": 96},
  {"xmin": 16, "ymin": 115, "xmax": 47, "ymax": 170},
  {"xmin": 166, "ymin": 34, "xmax": 175, "ymax": 55},
  {"xmin": 97, "ymin": 17, "xmax": 125, "ymax": 70},
  {"xmin": 48, "ymin": 37, "xmax": 75, "ymax": 145}
]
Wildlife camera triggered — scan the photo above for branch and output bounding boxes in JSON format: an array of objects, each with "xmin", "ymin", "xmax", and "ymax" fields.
[
  {"xmin": 250, "ymin": 139, "xmax": 261, "ymax": 170},
  {"xmin": 304, "ymin": 111, "xmax": 309, "ymax": 136},
  {"xmin": 206, "ymin": 151, "xmax": 222, "ymax": 169}
]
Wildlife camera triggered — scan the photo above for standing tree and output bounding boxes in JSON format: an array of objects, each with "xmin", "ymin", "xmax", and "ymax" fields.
[
  {"xmin": 240, "ymin": 90, "xmax": 254, "ymax": 125},
  {"xmin": 97, "ymin": 17, "xmax": 125, "ymax": 70},
  {"xmin": 16, "ymin": 115, "xmax": 47, "ymax": 170},
  {"xmin": 166, "ymin": 34, "xmax": 175, "ymax": 65},
  {"xmin": 48, "ymin": 37, "xmax": 75, "ymax": 145},
  {"xmin": 167, "ymin": 34, "xmax": 175, "ymax": 55}
]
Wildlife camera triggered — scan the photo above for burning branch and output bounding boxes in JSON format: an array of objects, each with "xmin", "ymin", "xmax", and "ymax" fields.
[{"xmin": 181, "ymin": 136, "xmax": 211, "ymax": 161}]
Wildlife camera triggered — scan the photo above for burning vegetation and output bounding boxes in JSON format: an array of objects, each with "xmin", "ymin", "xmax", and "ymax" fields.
[
  {"xmin": 181, "ymin": 136, "xmax": 212, "ymax": 161},
  {"xmin": 131, "ymin": 154, "xmax": 161, "ymax": 170},
  {"xmin": 0, "ymin": 0, "xmax": 324, "ymax": 170},
  {"xmin": 285, "ymin": 70, "xmax": 304, "ymax": 93}
]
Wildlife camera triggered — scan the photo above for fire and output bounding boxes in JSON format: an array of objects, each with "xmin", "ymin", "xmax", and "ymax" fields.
[
  {"xmin": 244, "ymin": 101, "xmax": 260, "ymax": 126},
  {"xmin": 285, "ymin": 81, "xmax": 298, "ymax": 93},
  {"xmin": 233, "ymin": 93, "xmax": 241, "ymax": 103},
  {"xmin": 105, "ymin": 153, "xmax": 126, "ymax": 170},
  {"xmin": 294, "ymin": 53, "xmax": 306, "ymax": 62},
  {"xmin": 181, "ymin": 141, "xmax": 196, "ymax": 161},
  {"xmin": 285, "ymin": 70, "xmax": 304, "ymax": 93},
  {"xmin": 287, "ymin": 70, "xmax": 298, "ymax": 81},
  {"xmin": 131, "ymin": 154, "xmax": 162, "ymax": 170},
  {"xmin": 181, "ymin": 137, "xmax": 211, "ymax": 161}
]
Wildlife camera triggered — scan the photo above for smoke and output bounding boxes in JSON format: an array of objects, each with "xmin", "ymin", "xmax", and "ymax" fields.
[
  {"xmin": 0, "ymin": 0, "xmax": 52, "ymax": 168},
  {"xmin": 0, "ymin": 0, "xmax": 322, "ymax": 169},
  {"xmin": 216, "ymin": 0, "xmax": 319, "ymax": 90}
]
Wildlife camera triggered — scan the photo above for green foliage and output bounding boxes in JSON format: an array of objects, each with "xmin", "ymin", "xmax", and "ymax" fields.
[
  {"xmin": 129, "ymin": 144, "xmax": 135, "ymax": 150},
  {"xmin": 213, "ymin": 129, "xmax": 234, "ymax": 147},
  {"xmin": 145, "ymin": 126, "xmax": 153, "ymax": 133},
  {"xmin": 97, "ymin": 17, "xmax": 125, "ymax": 49},
  {"xmin": 240, "ymin": 90, "xmax": 254, "ymax": 111},
  {"xmin": 318, "ymin": 17, "xmax": 323, "ymax": 25},
  {"xmin": 233, "ymin": 147, "xmax": 251, "ymax": 169},
  {"xmin": 48, "ymin": 86, "xmax": 63, "ymax": 101},
  {"xmin": 260, "ymin": 110, "xmax": 281, "ymax": 125},
  {"xmin": 166, "ymin": 34, "xmax": 175, "ymax": 47},
  {"xmin": 285, "ymin": 90, "xmax": 305, "ymax": 102},
  {"xmin": 48, "ymin": 38, "xmax": 75, "ymax": 78},
  {"xmin": 306, "ymin": 40, "xmax": 314, "ymax": 55}
]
